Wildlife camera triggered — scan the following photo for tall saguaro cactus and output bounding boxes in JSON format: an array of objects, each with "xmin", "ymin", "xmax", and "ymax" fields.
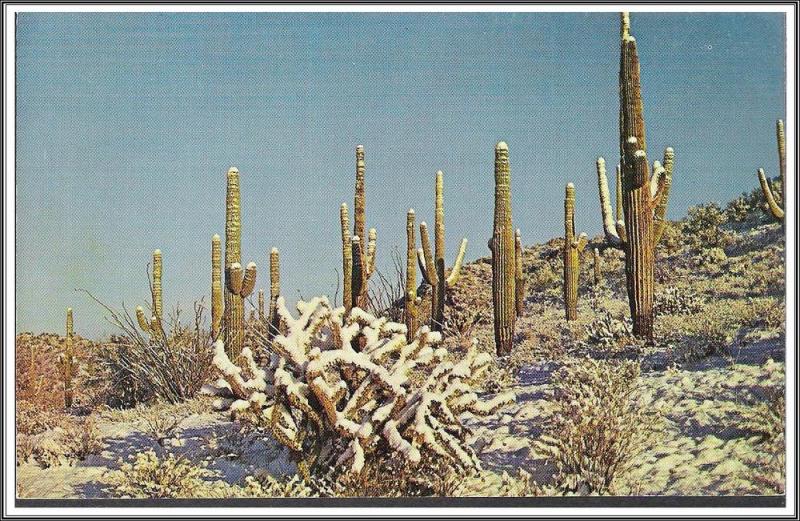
[
  {"xmin": 757, "ymin": 119, "xmax": 786, "ymax": 221},
  {"xmin": 340, "ymin": 146, "xmax": 377, "ymax": 312},
  {"xmin": 563, "ymin": 183, "xmax": 589, "ymax": 321},
  {"xmin": 136, "ymin": 249, "xmax": 164, "ymax": 339},
  {"xmin": 595, "ymin": 12, "xmax": 674, "ymax": 343},
  {"xmin": 211, "ymin": 235, "xmax": 223, "ymax": 339},
  {"xmin": 405, "ymin": 209, "xmax": 418, "ymax": 336},
  {"xmin": 61, "ymin": 307, "xmax": 76, "ymax": 409},
  {"xmin": 223, "ymin": 167, "xmax": 257, "ymax": 360},
  {"xmin": 417, "ymin": 171, "xmax": 468, "ymax": 331},
  {"xmin": 267, "ymin": 247, "xmax": 281, "ymax": 340},
  {"xmin": 491, "ymin": 142, "xmax": 516, "ymax": 356}
]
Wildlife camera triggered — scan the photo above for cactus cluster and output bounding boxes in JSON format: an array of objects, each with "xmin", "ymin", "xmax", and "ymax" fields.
[
  {"xmin": 416, "ymin": 171, "xmax": 468, "ymax": 332},
  {"xmin": 136, "ymin": 249, "xmax": 164, "ymax": 340},
  {"xmin": 757, "ymin": 119, "xmax": 786, "ymax": 221},
  {"xmin": 340, "ymin": 146, "xmax": 377, "ymax": 312},
  {"xmin": 595, "ymin": 12, "xmax": 675, "ymax": 343},
  {"xmin": 490, "ymin": 142, "xmax": 516, "ymax": 356},
  {"xmin": 214, "ymin": 167, "xmax": 257, "ymax": 361},
  {"xmin": 563, "ymin": 183, "xmax": 589, "ymax": 321}
]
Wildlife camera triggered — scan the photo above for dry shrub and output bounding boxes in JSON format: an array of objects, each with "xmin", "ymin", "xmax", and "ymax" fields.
[
  {"xmin": 654, "ymin": 286, "xmax": 705, "ymax": 316},
  {"xmin": 20, "ymin": 414, "xmax": 103, "ymax": 468},
  {"xmin": 536, "ymin": 358, "xmax": 648, "ymax": 494},
  {"xmin": 741, "ymin": 297, "xmax": 785, "ymax": 331},
  {"xmin": 683, "ymin": 202, "xmax": 730, "ymax": 249},
  {"xmin": 83, "ymin": 291, "xmax": 214, "ymax": 407},
  {"xmin": 60, "ymin": 415, "xmax": 103, "ymax": 461},
  {"xmin": 107, "ymin": 450, "xmax": 213, "ymax": 498},
  {"xmin": 139, "ymin": 402, "xmax": 188, "ymax": 447}
]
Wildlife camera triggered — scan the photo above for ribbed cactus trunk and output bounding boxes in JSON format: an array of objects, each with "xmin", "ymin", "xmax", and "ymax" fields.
[
  {"xmin": 258, "ymin": 289, "xmax": 265, "ymax": 322},
  {"xmin": 514, "ymin": 229, "xmax": 525, "ymax": 317},
  {"xmin": 340, "ymin": 203, "xmax": 353, "ymax": 312},
  {"xmin": 211, "ymin": 234, "xmax": 223, "ymax": 340},
  {"xmin": 353, "ymin": 145, "xmax": 369, "ymax": 309},
  {"xmin": 563, "ymin": 185, "xmax": 579, "ymax": 321},
  {"xmin": 405, "ymin": 209, "xmax": 418, "ymax": 337},
  {"xmin": 491, "ymin": 142, "xmax": 515, "ymax": 356},
  {"xmin": 223, "ymin": 167, "xmax": 257, "ymax": 360},
  {"xmin": 268, "ymin": 247, "xmax": 281, "ymax": 340},
  {"xmin": 620, "ymin": 14, "xmax": 654, "ymax": 343},
  {"xmin": 152, "ymin": 249, "xmax": 162, "ymax": 327},
  {"xmin": 63, "ymin": 307, "xmax": 74, "ymax": 409}
]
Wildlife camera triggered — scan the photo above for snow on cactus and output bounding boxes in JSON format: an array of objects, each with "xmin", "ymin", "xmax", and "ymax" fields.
[{"xmin": 207, "ymin": 296, "xmax": 515, "ymax": 477}]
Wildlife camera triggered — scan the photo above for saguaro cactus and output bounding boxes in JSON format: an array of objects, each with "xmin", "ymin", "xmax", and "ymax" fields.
[
  {"xmin": 405, "ymin": 209, "xmax": 419, "ymax": 336},
  {"xmin": 340, "ymin": 146, "xmax": 377, "ymax": 312},
  {"xmin": 267, "ymin": 247, "xmax": 281, "ymax": 340},
  {"xmin": 223, "ymin": 167, "xmax": 257, "ymax": 360},
  {"xmin": 211, "ymin": 234, "xmax": 223, "ymax": 339},
  {"xmin": 514, "ymin": 229, "xmax": 525, "ymax": 317},
  {"xmin": 563, "ymin": 183, "xmax": 589, "ymax": 321},
  {"xmin": 593, "ymin": 248, "xmax": 603, "ymax": 287},
  {"xmin": 491, "ymin": 142, "xmax": 515, "ymax": 356},
  {"xmin": 757, "ymin": 119, "xmax": 786, "ymax": 221},
  {"xmin": 594, "ymin": 12, "xmax": 674, "ymax": 342},
  {"xmin": 136, "ymin": 249, "xmax": 164, "ymax": 339},
  {"xmin": 61, "ymin": 307, "xmax": 76, "ymax": 409},
  {"xmin": 258, "ymin": 289, "xmax": 265, "ymax": 322},
  {"xmin": 416, "ymin": 171, "xmax": 468, "ymax": 331}
]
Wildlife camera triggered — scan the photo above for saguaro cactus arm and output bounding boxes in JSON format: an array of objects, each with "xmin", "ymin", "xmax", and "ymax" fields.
[
  {"xmin": 445, "ymin": 238, "xmax": 468, "ymax": 286},
  {"xmin": 596, "ymin": 157, "xmax": 625, "ymax": 248},
  {"xmin": 757, "ymin": 119, "xmax": 786, "ymax": 221},
  {"xmin": 418, "ymin": 222, "xmax": 436, "ymax": 286},
  {"xmin": 514, "ymin": 229, "xmax": 525, "ymax": 317}
]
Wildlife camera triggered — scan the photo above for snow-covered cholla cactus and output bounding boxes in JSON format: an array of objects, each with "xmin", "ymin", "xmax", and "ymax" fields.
[
  {"xmin": 207, "ymin": 297, "xmax": 514, "ymax": 477},
  {"xmin": 136, "ymin": 249, "xmax": 163, "ymax": 339},
  {"xmin": 416, "ymin": 171, "xmax": 468, "ymax": 331},
  {"xmin": 223, "ymin": 167, "xmax": 257, "ymax": 360},
  {"xmin": 757, "ymin": 119, "xmax": 786, "ymax": 221}
]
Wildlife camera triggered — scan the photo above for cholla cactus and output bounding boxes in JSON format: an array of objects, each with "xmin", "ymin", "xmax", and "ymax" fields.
[
  {"xmin": 563, "ymin": 183, "xmax": 588, "ymax": 321},
  {"xmin": 595, "ymin": 12, "xmax": 675, "ymax": 343},
  {"xmin": 514, "ymin": 229, "xmax": 525, "ymax": 317},
  {"xmin": 223, "ymin": 167, "xmax": 257, "ymax": 360},
  {"xmin": 416, "ymin": 171, "xmax": 468, "ymax": 331},
  {"xmin": 757, "ymin": 119, "xmax": 786, "ymax": 221},
  {"xmin": 491, "ymin": 142, "xmax": 515, "ymax": 355},
  {"xmin": 208, "ymin": 298, "xmax": 514, "ymax": 477},
  {"xmin": 340, "ymin": 145, "xmax": 378, "ymax": 311},
  {"xmin": 61, "ymin": 307, "xmax": 77, "ymax": 409},
  {"xmin": 136, "ymin": 249, "xmax": 164, "ymax": 339},
  {"xmin": 405, "ymin": 209, "xmax": 419, "ymax": 336}
]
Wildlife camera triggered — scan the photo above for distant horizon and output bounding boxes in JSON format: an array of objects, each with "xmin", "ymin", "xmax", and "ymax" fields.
[{"xmin": 15, "ymin": 11, "xmax": 786, "ymax": 338}]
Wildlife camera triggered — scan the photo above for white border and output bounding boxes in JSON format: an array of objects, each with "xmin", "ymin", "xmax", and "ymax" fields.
[{"xmin": 3, "ymin": 3, "xmax": 796, "ymax": 518}]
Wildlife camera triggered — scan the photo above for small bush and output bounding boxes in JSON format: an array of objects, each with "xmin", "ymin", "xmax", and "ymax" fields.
[
  {"xmin": 654, "ymin": 286, "xmax": 705, "ymax": 316},
  {"xmin": 107, "ymin": 450, "xmax": 213, "ymax": 498},
  {"xmin": 61, "ymin": 415, "xmax": 103, "ymax": 461},
  {"xmin": 139, "ymin": 403, "xmax": 188, "ymax": 447},
  {"xmin": 584, "ymin": 312, "xmax": 635, "ymax": 352},
  {"xmin": 683, "ymin": 202, "xmax": 729, "ymax": 249},
  {"xmin": 536, "ymin": 358, "xmax": 648, "ymax": 494}
]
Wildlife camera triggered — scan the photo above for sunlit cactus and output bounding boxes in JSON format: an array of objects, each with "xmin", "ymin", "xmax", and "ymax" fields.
[
  {"xmin": 490, "ymin": 142, "xmax": 515, "ymax": 356},
  {"xmin": 340, "ymin": 146, "xmax": 378, "ymax": 311},
  {"xmin": 136, "ymin": 249, "xmax": 164, "ymax": 339},
  {"xmin": 258, "ymin": 289, "xmax": 265, "ymax": 322},
  {"xmin": 593, "ymin": 12, "xmax": 675, "ymax": 342},
  {"xmin": 61, "ymin": 307, "xmax": 76, "ymax": 409},
  {"xmin": 405, "ymin": 209, "xmax": 418, "ymax": 336},
  {"xmin": 211, "ymin": 234, "xmax": 223, "ymax": 339},
  {"xmin": 223, "ymin": 167, "xmax": 257, "ymax": 360},
  {"xmin": 563, "ymin": 183, "xmax": 588, "ymax": 321},
  {"xmin": 757, "ymin": 119, "xmax": 786, "ymax": 221},
  {"xmin": 268, "ymin": 247, "xmax": 281, "ymax": 340},
  {"xmin": 514, "ymin": 229, "xmax": 525, "ymax": 317},
  {"xmin": 417, "ymin": 170, "xmax": 467, "ymax": 331}
]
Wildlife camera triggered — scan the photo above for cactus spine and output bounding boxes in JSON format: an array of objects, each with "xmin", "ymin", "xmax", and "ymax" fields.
[
  {"xmin": 514, "ymin": 229, "xmax": 525, "ymax": 317},
  {"xmin": 62, "ymin": 307, "xmax": 75, "ymax": 409},
  {"xmin": 340, "ymin": 146, "xmax": 377, "ymax": 312},
  {"xmin": 594, "ymin": 12, "xmax": 674, "ymax": 343},
  {"xmin": 563, "ymin": 183, "xmax": 588, "ymax": 321},
  {"xmin": 136, "ymin": 249, "xmax": 164, "ymax": 339},
  {"xmin": 268, "ymin": 247, "xmax": 281, "ymax": 340},
  {"xmin": 757, "ymin": 119, "xmax": 786, "ymax": 221},
  {"xmin": 416, "ymin": 171, "xmax": 468, "ymax": 331},
  {"xmin": 405, "ymin": 209, "xmax": 418, "ymax": 336},
  {"xmin": 223, "ymin": 167, "xmax": 257, "ymax": 360},
  {"xmin": 593, "ymin": 247, "xmax": 603, "ymax": 287},
  {"xmin": 491, "ymin": 142, "xmax": 515, "ymax": 356}
]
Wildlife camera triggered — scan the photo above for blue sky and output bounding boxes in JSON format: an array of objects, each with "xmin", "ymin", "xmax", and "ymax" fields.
[{"xmin": 15, "ymin": 12, "xmax": 786, "ymax": 337}]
